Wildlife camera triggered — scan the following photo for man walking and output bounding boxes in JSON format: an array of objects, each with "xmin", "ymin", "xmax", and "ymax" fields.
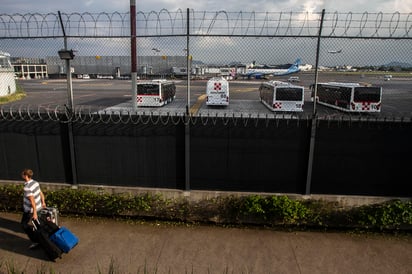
[{"xmin": 21, "ymin": 168, "xmax": 46, "ymax": 249}]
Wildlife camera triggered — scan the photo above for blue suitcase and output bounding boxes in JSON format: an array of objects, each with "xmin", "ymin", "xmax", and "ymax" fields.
[{"xmin": 50, "ymin": 226, "xmax": 79, "ymax": 253}]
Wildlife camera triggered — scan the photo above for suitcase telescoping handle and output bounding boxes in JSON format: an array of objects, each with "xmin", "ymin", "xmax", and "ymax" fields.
[{"xmin": 31, "ymin": 219, "xmax": 41, "ymax": 231}]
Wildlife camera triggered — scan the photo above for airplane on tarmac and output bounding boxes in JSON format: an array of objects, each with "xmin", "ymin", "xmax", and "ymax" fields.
[
  {"xmin": 239, "ymin": 58, "xmax": 301, "ymax": 79},
  {"xmin": 327, "ymin": 49, "xmax": 343, "ymax": 54}
]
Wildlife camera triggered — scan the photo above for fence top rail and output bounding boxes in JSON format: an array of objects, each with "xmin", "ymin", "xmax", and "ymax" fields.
[
  {"xmin": 0, "ymin": 10, "xmax": 411, "ymax": 38},
  {"xmin": 0, "ymin": 105, "xmax": 411, "ymax": 126}
]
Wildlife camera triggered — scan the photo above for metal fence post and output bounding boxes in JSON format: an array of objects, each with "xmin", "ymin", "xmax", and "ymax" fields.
[
  {"xmin": 305, "ymin": 9, "xmax": 325, "ymax": 195},
  {"xmin": 130, "ymin": 0, "xmax": 137, "ymax": 110},
  {"xmin": 185, "ymin": 8, "xmax": 191, "ymax": 191}
]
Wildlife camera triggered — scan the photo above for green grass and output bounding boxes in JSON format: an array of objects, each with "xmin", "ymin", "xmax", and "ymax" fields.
[{"xmin": 0, "ymin": 82, "xmax": 26, "ymax": 104}]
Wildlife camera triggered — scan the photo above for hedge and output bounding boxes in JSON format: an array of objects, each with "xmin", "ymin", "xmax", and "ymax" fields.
[{"xmin": 1, "ymin": 184, "xmax": 411, "ymax": 231}]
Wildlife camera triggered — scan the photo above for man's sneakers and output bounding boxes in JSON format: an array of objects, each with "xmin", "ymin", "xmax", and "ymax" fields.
[{"xmin": 28, "ymin": 242, "xmax": 40, "ymax": 249}]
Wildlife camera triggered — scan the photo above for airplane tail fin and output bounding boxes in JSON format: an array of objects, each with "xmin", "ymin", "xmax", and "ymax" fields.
[{"xmin": 287, "ymin": 58, "xmax": 301, "ymax": 72}]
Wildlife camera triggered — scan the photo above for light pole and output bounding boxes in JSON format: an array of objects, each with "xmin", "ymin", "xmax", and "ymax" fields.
[
  {"xmin": 58, "ymin": 49, "xmax": 75, "ymax": 112},
  {"xmin": 57, "ymin": 48, "xmax": 77, "ymax": 186},
  {"xmin": 152, "ymin": 48, "xmax": 160, "ymax": 76},
  {"xmin": 183, "ymin": 48, "xmax": 190, "ymax": 114}
]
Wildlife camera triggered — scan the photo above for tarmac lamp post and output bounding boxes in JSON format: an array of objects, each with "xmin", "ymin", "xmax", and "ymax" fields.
[
  {"xmin": 58, "ymin": 48, "xmax": 77, "ymax": 186},
  {"xmin": 152, "ymin": 48, "xmax": 160, "ymax": 76},
  {"xmin": 58, "ymin": 49, "xmax": 75, "ymax": 114}
]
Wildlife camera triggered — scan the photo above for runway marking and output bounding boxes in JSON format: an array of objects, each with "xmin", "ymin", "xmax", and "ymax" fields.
[
  {"xmin": 41, "ymin": 81, "xmax": 67, "ymax": 85},
  {"xmin": 40, "ymin": 80, "xmax": 69, "ymax": 84},
  {"xmin": 233, "ymin": 88, "xmax": 258, "ymax": 93},
  {"xmin": 78, "ymin": 83, "xmax": 113, "ymax": 87},
  {"xmin": 190, "ymin": 94, "xmax": 207, "ymax": 115},
  {"xmin": 76, "ymin": 94, "xmax": 98, "ymax": 98}
]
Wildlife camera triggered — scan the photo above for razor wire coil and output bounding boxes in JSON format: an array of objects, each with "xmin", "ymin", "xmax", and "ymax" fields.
[{"xmin": 1, "ymin": 11, "xmax": 412, "ymax": 39}]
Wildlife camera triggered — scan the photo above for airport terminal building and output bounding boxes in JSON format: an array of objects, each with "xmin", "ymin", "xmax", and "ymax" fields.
[
  {"xmin": 10, "ymin": 54, "xmax": 310, "ymax": 80},
  {"xmin": 11, "ymin": 55, "xmax": 189, "ymax": 79},
  {"xmin": 10, "ymin": 55, "xmax": 249, "ymax": 80},
  {"xmin": 47, "ymin": 55, "xmax": 190, "ymax": 78},
  {"xmin": 10, "ymin": 57, "xmax": 48, "ymax": 80}
]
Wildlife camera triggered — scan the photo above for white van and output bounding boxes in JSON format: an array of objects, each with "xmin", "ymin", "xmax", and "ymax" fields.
[{"xmin": 206, "ymin": 77, "xmax": 229, "ymax": 106}]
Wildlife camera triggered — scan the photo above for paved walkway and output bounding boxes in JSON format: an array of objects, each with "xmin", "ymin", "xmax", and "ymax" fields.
[{"xmin": 1, "ymin": 212, "xmax": 411, "ymax": 274}]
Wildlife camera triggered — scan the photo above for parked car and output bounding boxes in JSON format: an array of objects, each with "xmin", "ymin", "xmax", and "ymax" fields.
[{"xmin": 288, "ymin": 76, "xmax": 300, "ymax": 82}]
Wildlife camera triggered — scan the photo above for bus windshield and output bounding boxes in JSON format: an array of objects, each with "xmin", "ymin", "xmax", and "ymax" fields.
[
  {"xmin": 276, "ymin": 87, "xmax": 303, "ymax": 101},
  {"xmin": 353, "ymin": 87, "xmax": 381, "ymax": 102},
  {"xmin": 137, "ymin": 84, "xmax": 160, "ymax": 95}
]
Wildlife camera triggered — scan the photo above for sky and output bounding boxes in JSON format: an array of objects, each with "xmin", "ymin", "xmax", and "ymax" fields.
[
  {"xmin": 1, "ymin": 0, "xmax": 411, "ymax": 66},
  {"xmin": 2, "ymin": 0, "xmax": 411, "ymax": 14}
]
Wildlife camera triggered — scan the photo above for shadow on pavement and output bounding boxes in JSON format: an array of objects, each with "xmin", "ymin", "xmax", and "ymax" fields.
[
  {"xmin": 0, "ymin": 215, "xmax": 22, "ymax": 233},
  {"xmin": 0, "ymin": 216, "xmax": 48, "ymax": 261}
]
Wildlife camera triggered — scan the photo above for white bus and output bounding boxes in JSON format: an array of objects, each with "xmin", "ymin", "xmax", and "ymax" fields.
[
  {"xmin": 259, "ymin": 81, "xmax": 304, "ymax": 112},
  {"xmin": 136, "ymin": 79, "xmax": 176, "ymax": 107},
  {"xmin": 311, "ymin": 82, "xmax": 382, "ymax": 112},
  {"xmin": 206, "ymin": 77, "xmax": 229, "ymax": 106}
]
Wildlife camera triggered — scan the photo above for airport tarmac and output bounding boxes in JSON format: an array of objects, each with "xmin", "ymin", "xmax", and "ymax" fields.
[
  {"xmin": 5, "ymin": 73, "xmax": 412, "ymax": 118},
  {"xmin": 1, "ymin": 212, "xmax": 412, "ymax": 274}
]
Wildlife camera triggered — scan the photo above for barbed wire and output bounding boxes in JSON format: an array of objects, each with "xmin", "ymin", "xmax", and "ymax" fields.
[
  {"xmin": 0, "ymin": 105, "xmax": 410, "ymax": 127},
  {"xmin": 0, "ymin": 10, "xmax": 411, "ymax": 39}
]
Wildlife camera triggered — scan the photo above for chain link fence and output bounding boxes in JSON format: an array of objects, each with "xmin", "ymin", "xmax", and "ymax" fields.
[
  {"xmin": 0, "ymin": 10, "xmax": 411, "ymax": 118},
  {"xmin": 0, "ymin": 10, "xmax": 412, "ymax": 195}
]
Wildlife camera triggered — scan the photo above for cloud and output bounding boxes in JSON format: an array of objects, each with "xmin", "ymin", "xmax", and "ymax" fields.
[
  {"xmin": 3, "ymin": 0, "xmax": 410, "ymax": 14},
  {"xmin": 1, "ymin": 1, "xmax": 410, "ymax": 67}
]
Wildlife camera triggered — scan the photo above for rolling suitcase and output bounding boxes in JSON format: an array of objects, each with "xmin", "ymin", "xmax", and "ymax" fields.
[
  {"xmin": 32, "ymin": 219, "xmax": 63, "ymax": 261},
  {"xmin": 50, "ymin": 226, "xmax": 79, "ymax": 253}
]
